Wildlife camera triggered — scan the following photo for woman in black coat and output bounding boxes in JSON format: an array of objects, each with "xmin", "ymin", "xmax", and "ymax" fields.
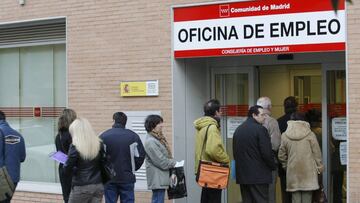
[
  {"xmin": 63, "ymin": 118, "xmax": 104, "ymax": 203},
  {"xmin": 55, "ymin": 108, "xmax": 77, "ymax": 203}
]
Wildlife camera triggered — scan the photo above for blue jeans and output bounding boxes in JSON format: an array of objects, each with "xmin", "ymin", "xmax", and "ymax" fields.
[
  {"xmin": 104, "ymin": 182, "xmax": 135, "ymax": 203},
  {"xmin": 151, "ymin": 189, "xmax": 165, "ymax": 203}
]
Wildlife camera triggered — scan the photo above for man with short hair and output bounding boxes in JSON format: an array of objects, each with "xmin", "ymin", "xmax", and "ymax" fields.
[
  {"xmin": 233, "ymin": 105, "xmax": 276, "ymax": 203},
  {"xmin": 277, "ymin": 96, "xmax": 298, "ymax": 203},
  {"xmin": 194, "ymin": 99, "xmax": 230, "ymax": 203},
  {"xmin": 0, "ymin": 111, "xmax": 26, "ymax": 203},
  {"xmin": 100, "ymin": 112, "xmax": 146, "ymax": 203},
  {"xmin": 257, "ymin": 97, "xmax": 281, "ymax": 203}
]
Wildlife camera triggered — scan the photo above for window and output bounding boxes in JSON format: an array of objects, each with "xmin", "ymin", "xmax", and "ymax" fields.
[{"xmin": 0, "ymin": 44, "xmax": 66, "ymax": 183}]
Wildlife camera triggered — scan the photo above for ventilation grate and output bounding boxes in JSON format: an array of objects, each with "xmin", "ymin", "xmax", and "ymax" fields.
[{"xmin": 0, "ymin": 19, "xmax": 65, "ymax": 48}]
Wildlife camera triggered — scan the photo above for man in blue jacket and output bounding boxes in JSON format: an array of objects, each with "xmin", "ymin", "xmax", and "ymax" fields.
[
  {"xmin": 100, "ymin": 112, "xmax": 145, "ymax": 203},
  {"xmin": 0, "ymin": 111, "xmax": 26, "ymax": 203}
]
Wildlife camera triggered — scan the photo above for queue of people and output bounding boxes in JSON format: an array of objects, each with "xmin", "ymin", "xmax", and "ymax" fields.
[
  {"xmin": 0, "ymin": 95, "xmax": 325, "ymax": 203},
  {"xmin": 53, "ymin": 110, "xmax": 178, "ymax": 203},
  {"xmin": 195, "ymin": 97, "xmax": 324, "ymax": 203}
]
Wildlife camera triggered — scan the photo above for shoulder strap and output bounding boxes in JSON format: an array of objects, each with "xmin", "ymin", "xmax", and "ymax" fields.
[{"xmin": 199, "ymin": 124, "xmax": 212, "ymax": 160}]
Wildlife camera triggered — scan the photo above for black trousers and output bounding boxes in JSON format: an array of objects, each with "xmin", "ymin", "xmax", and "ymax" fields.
[
  {"xmin": 279, "ymin": 166, "xmax": 292, "ymax": 203},
  {"xmin": 59, "ymin": 165, "xmax": 72, "ymax": 203},
  {"xmin": 240, "ymin": 184, "xmax": 269, "ymax": 203},
  {"xmin": 332, "ymin": 169, "xmax": 344, "ymax": 203},
  {"xmin": 201, "ymin": 187, "xmax": 222, "ymax": 203}
]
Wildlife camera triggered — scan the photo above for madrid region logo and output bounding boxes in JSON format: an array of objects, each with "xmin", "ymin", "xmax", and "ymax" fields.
[{"xmin": 219, "ymin": 4, "xmax": 230, "ymax": 17}]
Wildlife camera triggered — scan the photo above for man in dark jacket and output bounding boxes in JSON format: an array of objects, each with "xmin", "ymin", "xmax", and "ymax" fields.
[
  {"xmin": 233, "ymin": 105, "xmax": 275, "ymax": 203},
  {"xmin": 277, "ymin": 96, "xmax": 297, "ymax": 203},
  {"xmin": 0, "ymin": 111, "xmax": 26, "ymax": 203},
  {"xmin": 100, "ymin": 112, "xmax": 145, "ymax": 203}
]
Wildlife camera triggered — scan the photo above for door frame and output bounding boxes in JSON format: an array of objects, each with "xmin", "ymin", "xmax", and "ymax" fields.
[
  {"xmin": 321, "ymin": 63, "xmax": 346, "ymax": 203},
  {"xmin": 211, "ymin": 66, "xmax": 256, "ymax": 106},
  {"xmin": 210, "ymin": 66, "xmax": 256, "ymax": 203},
  {"xmin": 210, "ymin": 66, "xmax": 257, "ymax": 134}
]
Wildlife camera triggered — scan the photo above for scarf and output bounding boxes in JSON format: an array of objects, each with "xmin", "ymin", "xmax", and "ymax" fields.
[{"xmin": 149, "ymin": 131, "xmax": 172, "ymax": 158}]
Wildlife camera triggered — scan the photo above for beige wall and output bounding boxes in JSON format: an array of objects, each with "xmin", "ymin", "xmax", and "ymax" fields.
[
  {"xmin": 259, "ymin": 65, "xmax": 321, "ymax": 118},
  {"xmin": 260, "ymin": 65, "xmax": 290, "ymax": 118},
  {"xmin": 0, "ymin": 0, "xmax": 211, "ymax": 202},
  {"xmin": 0, "ymin": 0, "xmax": 358, "ymax": 202},
  {"xmin": 347, "ymin": 1, "xmax": 360, "ymax": 202}
]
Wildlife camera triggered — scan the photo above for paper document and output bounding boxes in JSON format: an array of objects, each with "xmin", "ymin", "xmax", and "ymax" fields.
[
  {"xmin": 129, "ymin": 142, "xmax": 139, "ymax": 173},
  {"xmin": 130, "ymin": 142, "xmax": 139, "ymax": 157},
  {"xmin": 49, "ymin": 151, "xmax": 68, "ymax": 164},
  {"xmin": 175, "ymin": 160, "xmax": 185, "ymax": 167}
]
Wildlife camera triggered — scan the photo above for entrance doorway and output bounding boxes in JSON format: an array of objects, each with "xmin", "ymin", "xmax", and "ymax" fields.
[
  {"xmin": 212, "ymin": 64, "xmax": 346, "ymax": 203},
  {"xmin": 211, "ymin": 67, "xmax": 254, "ymax": 203}
]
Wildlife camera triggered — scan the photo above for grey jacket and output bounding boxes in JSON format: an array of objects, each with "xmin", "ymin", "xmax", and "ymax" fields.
[
  {"xmin": 144, "ymin": 133, "xmax": 176, "ymax": 189},
  {"xmin": 262, "ymin": 109, "xmax": 281, "ymax": 151}
]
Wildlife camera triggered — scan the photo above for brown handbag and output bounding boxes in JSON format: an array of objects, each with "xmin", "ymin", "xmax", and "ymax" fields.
[
  {"xmin": 312, "ymin": 175, "xmax": 328, "ymax": 203},
  {"xmin": 196, "ymin": 125, "xmax": 229, "ymax": 189}
]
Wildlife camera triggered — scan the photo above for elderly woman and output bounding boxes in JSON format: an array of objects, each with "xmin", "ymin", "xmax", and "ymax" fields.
[
  {"xmin": 278, "ymin": 112, "xmax": 324, "ymax": 203},
  {"xmin": 144, "ymin": 115, "xmax": 176, "ymax": 203}
]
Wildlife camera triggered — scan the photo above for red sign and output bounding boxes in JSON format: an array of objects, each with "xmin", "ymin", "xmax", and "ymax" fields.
[
  {"xmin": 298, "ymin": 103, "xmax": 321, "ymax": 113},
  {"xmin": 220, "ymin": 105, "xmax": 249, "ymax": 117},
  {"xmin": 173, "ymin": 0, "xmax": 345, "ymax": 58},
  {"xmin": 33, "ymin": 107, "xmax": 42, "ymax": 117},
  {"xmin": 328, "ymin": 104, "xmax": 346, "ymax": 118}
]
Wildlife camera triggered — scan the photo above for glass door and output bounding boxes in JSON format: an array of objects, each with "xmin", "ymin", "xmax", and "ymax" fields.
[
  {"xmin": 326, "ymin": 69, "xmax": 347, "ymax": 203},
  {"xmin": 211, "ymin": 67, "xmax": 255, "ymax": 203}
]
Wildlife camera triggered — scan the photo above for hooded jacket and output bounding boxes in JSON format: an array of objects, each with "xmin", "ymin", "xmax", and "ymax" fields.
[
  {"xmin": 278, "ymin": 120, "xmax": 323, "ymax": 192},
  {"xmin": 194, "ymin": 116, "xmax": 229, "ymax": 174}
]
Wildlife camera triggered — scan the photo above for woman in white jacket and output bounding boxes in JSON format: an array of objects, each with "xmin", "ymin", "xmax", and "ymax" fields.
[{"xmin": 278, "ymin": 112, "xmax": 324, "ymax": 203}]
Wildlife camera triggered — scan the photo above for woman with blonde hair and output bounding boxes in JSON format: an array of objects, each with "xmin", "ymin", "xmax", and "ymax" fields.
[
  {"xmin": 55, "ymin": 108, "xmax": 77, "ymax": 203},
  {"xmin": 63, "ymin": 118, "xmax": 104, "ymax": 203}
]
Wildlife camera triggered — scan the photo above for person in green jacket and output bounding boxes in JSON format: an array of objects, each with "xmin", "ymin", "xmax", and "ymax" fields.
[{"xmin": 194, "ymin": 99, "xmax": 230, "ymax": 203}]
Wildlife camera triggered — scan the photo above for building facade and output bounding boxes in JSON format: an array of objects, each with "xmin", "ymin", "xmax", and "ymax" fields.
[{"xmin": 0, "ymin": 0, "xmax": 358, "ymax": 202}]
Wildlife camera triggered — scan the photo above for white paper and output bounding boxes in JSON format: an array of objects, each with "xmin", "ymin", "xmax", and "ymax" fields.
[
  {"xmin": 129, "ymin": 142, "xmax": 139, "ymax": 173},
  {"xmin": 175, "ymin": 160, "xmax": 185, "ymax": 167},
  {"xmin": 332, "ymin": 117, "xmax": 347, "ymax": 140},
  {"xmin": 339, "ymin": 142, "xmax": 347, "ymax": 165},
  {"xmin": 227, "ymin": 117, "xmax": 246, "ymax": 138}
]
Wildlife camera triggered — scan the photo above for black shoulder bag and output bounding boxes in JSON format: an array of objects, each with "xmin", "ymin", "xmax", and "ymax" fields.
[
  {"xmin": 100, "ymin": 142, "xmax": 116, "ymax": 184},
  {"xmin": 0, "ymin": 129, "xmax": 15, "ymax": 201}
]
